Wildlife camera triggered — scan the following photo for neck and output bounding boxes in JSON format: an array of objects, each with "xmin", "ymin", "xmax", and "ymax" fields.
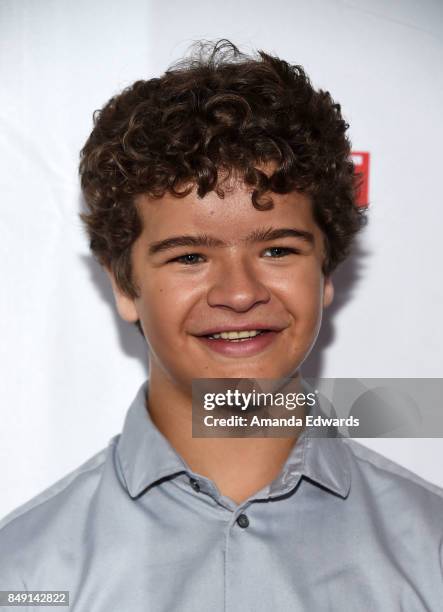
[{"xmin": 147, "ymin": 367, "xmax": 304, "ymax": 506}]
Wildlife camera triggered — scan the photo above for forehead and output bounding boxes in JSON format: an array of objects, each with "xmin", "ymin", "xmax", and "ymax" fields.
[{"xmin": 135, "ymin": 180, "xmax": 321, "ymax": 243}]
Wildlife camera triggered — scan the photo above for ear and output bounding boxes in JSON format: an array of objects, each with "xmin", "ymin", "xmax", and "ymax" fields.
[
  {"xmin": 105, "ymin": 267, "xmax": 139, "ymax": 323},
  {"xmin": 323, "ymin": 275, "xmax": 334, "ymax": 308}
]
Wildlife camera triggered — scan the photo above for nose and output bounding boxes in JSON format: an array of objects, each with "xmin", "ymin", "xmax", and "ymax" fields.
[{"xmin": 206, "ymin": 256, "xmax": 271, "ymax": 312}]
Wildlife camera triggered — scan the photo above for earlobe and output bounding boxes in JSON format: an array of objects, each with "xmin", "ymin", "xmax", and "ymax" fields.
[
  {"xmin": 105, "ymin": 267, "xmax": 139, "ymax": 323},
  {"xmin": 323, "ymin": 276, "xmax": 334, "ymax": 308}
]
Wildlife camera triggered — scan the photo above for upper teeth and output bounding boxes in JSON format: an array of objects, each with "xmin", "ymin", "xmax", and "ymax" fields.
[{"xmin": 209, "ymin": 330, "xmax": 263, "ymax": 339}]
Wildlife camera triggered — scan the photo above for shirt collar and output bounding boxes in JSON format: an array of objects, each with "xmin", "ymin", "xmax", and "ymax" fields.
[
  {"xmin": 116, "ymin": 379, "xmax": 351, "ymax": 500},
  {"xmin": 117, "ymin": 379, "xmax": 190, "ymax": 498},
  {"xmin": 301, "ymin": 433, "xmax": 351, "ymax": 498}
]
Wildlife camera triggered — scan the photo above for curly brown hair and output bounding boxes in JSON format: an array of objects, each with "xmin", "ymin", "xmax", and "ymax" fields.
[{"xmin": 79, "ymin": 39, "xmax": 367, "ymax": 336}]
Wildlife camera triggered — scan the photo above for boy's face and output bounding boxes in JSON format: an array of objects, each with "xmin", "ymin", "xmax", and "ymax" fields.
[{"xmin": 107, "ymin": 177, "xmax": 333, "ymax": 389}]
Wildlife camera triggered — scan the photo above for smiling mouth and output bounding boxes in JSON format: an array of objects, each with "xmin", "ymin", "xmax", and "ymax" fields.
[
  {"xmin": 195, "ymin": 328, "xmax": 282, "ymax": 357},
  {"xmin": 206, "ymin": 330, "xmax": 269, "ymax": 342}
]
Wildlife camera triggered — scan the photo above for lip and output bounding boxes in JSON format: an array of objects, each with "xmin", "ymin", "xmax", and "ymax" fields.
[
  {"xmin": 195, "ymin": 329, "xmax": 283, "ymax": 358},
  {"xmin": 195, "ymin": 323, "xmax": 285, "ymax": 337}
]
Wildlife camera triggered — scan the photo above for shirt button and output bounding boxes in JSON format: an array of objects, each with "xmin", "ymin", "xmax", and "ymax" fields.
[
  {"xmin": 189, "ymin": 478, "xmax": 201, "ymax": 492},
  {"xmin": 236, "ymin": 513, "xmax": 249, "ymax": 529}
]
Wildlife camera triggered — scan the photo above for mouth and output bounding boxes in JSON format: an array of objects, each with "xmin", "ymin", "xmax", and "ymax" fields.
[
  {"xmin": 206, "ymin": 329, "xmax": 269, "ymax": 342},
  {"xmin": 194, "ymin": 327, "xmax": 284, "ymax": 357}
]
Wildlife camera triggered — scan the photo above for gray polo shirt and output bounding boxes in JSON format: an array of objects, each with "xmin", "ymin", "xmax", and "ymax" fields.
[{"xmin": 1, "ymin": 379, "xmax": 443, "ymax": 611}]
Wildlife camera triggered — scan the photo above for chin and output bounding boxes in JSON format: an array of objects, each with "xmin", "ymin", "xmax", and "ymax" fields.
[{"xmin": 202, "ymin": 363, "xmax": 290, "ymax": 380}]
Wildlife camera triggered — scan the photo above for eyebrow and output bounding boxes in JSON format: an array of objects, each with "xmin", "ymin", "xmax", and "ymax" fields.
[{"xmin": 148, "ymin": 227, "xmax": 315, "ymax": 256}]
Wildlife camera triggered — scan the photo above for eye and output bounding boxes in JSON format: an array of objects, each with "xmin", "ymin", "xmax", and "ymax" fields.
[
  {"xmin": 262, "ymin": 246, "xmax": 300, "ymax": 258},
  {"xmin": 168, "ymin": 247, "xmax": 300, "ymax": 265},
  {"xmin": 170, "ymin": 253, "xmax": 205, "ymax": 265}
]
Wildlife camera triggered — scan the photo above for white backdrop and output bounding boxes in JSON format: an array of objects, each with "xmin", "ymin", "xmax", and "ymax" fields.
[{"xmin": 1, "ymin": 0, "xmax": 442, "ymax": 519}]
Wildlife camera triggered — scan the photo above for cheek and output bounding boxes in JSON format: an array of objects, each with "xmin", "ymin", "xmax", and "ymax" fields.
[
  {"xmin": 136, "ymin": 277, "xmax": 196, "ymax": 348},
  {"xmin": 278, "ymin": 265, "xmax": 324, "ymax": 319}
]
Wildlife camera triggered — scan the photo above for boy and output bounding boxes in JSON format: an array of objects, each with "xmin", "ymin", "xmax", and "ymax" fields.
[{"xmin": 1, "ymin": 40, "xmax": 442, "ymax": 610}]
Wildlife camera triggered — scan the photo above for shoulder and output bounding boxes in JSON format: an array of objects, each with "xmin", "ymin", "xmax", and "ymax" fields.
[
  {"xmin": 0, "ymin": 441, "xmax": 114, "ymax": 533},
  {"xmin": 343, "ymin": 438, "xmax": 443, "ymax": 497},
  {"xmin": 342, "ymin": 438, "xmax": 443, "ymax": 521},
  {"xmin": 341, "ymin": 439, "xmax": 443, "ymax": 581},
  {"xmin": 0, "ymin": 436, "xmax": 119, "ymax": 585}
]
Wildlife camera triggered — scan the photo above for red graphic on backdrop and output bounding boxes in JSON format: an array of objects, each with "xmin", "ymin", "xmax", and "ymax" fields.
[{"xmin": 351, "ymin": 151, "xmax": 370, "ymax": 207}]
